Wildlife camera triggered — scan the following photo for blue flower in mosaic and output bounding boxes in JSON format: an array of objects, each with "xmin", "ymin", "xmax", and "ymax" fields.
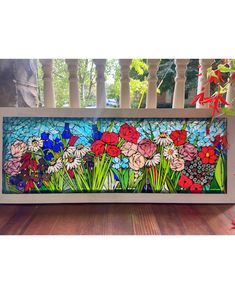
[
  {"xmin": 37, "ymin": 181, "xmax": 43, "ymax": 188},
  {"xmin": 112, "ymin": 157, "xmax": 129, "ymax": 169},
  {"xmin": 44, "ymin": 150, "xmax": 54, "ymax": 161},
  {"xmin": 62, "ymin": 123, "xmax": 72, "ymax": 139},
  {"xmin": 10, "ymin": 175, "xmax": 21, "ymax": 185},
  {"xmin": 16, "ymin": 180, "xmax": 26, "ymax": 191},
  {"xmin": 92, "ymin": 124, "xmax": 102, "ymax": 140},
  {"xmin": 52, "ymin": 138, "xmax": 64, "ymax": 152},
  {"xmin": 41, "ymin": 132, "xmax": 54, "ymax": 149}
]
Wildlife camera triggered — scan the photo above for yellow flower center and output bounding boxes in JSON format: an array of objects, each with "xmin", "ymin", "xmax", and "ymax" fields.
[
  {"xmin": 68, "ymin": 157, "xmax": 74, "ymax": 163},
  {"xmin": 160, "ymin": 133, "xmax": 167, "ymax": 138},
  {"xmin": 206, "ymin": 152, "xmax": 210, "ymax": 158},
  {"xmin": 32, "ymin": 140, "xmax": 39, "ymax": 147},
  {"xmin": 168, "ymin": 149, "xmax": 174, "ymax": 155},
  {"xmin": 77, "ymin": 144, "xmax": 84, "ymax": 150}
]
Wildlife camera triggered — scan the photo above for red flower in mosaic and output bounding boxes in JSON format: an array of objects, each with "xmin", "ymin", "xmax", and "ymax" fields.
[
  {"xmin": 212, "ymin": 134, "xmax": 228, "ymax": 149},
  {"xmin": 91, "ymin": 140, "xmax": 105, "ymax": 156},
  {"xmin": 101, "ymin": 132, "xmax": 119, "ymax": 145},
  {"xmin": 67, "ymin": 169, "xmax": 75, "ymax": 178},
  {"xmin": 190, "ymin": 183, "xmax": 203, "ymax": 193},
  {"xmin": 106, "ymin": 145, "xmax": 121, "ymax": 157},
  {"xmin": 21, "ymin": 152, "xmax": 38, "ymax": 171},
  {"xmin": 178, "ymin": 175, "xmax": 193, "ymax": 189},
  {"xmin": 198, "ymin": 146, "xmax": 217, "ymax": 164},
  {"xmin": 24, "ymin": 179, "xmax": 35, "ymax": 192},
  {"xmin": 68, "ymin": 135, "xmax": 78, "ymax": 146},
  {"xmin": 119, "ymin": 123, "xmax": 140, "ymax": 144},
  {"xmin": 170, "ymin": 130, "xmax": 187, "ymax": 146}
]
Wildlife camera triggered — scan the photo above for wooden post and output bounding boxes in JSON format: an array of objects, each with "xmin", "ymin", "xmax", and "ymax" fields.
[
  {"xmin": 172, "ymin": 59, "xmax": 189, "ymax": 109},
  {"xmin": 93, "ymin": 59, "xmax": 106, "ymax": 108},
  {"xmin": 196, "ymin": 59, "xmax": 214, "ymax": 108},
  {"xmin": 66, "ymin": 59, "xmax": 80, "ymax": 108},
  {"xmin": 226, "ymin": 59, "xmax": 235, "ymax": 108},
  {"xmin": 146, "ymin": 59, "xmax": 161, "ymax": 108},
  {"xmin": 39, "ymin": 59, "xmax": 55, "ymax": 107},
  {"xmin": 119, "ymin": 59, "xmax": 132, "ymax": 108}
]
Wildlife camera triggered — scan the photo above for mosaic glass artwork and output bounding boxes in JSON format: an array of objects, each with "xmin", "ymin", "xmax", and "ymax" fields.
[{"xmin": 2, "ymin": 117, "xmax": 227, "ymax": 194}]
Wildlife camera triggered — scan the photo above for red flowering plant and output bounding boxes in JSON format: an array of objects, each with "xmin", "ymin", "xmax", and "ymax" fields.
[{"xmin": 192, "ymin": 59, "xmax": 235, "ymax": 118}]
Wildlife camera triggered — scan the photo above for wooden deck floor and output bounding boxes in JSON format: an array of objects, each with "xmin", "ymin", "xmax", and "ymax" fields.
[{"xmin": 0, "ymin": 204, "xmax": 235, "ymax": 235}]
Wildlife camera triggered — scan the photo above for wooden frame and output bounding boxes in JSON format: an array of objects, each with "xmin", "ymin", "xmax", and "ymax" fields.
[{"xmin": 0, "ymin": 107, "xmax": 235, "ymax": 204}]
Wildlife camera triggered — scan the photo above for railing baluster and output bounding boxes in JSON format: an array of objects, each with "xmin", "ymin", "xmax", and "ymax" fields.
[
  {"xmin": 226, "ymin": 59, "xmax": 235, "ymax": 108},
  {"xmin": 66, "ymin": 59, "xmax": 80, "ymax": 108},
  {"xmin": 93, "ymin": 59, "xmax": 106, "ymax": 108},
  {"xmin": 146, "ymin": 59, "xmax": 161, "ymax": 108},
  {"xmin": 119, "ymin": 59, "xmax": 132, "ymax": 108},
  {"xmin": 172, "ymin": 59, "xmax": 189, "ymax": 109},
  {"xmin": 196, "ymin": 59, "xmax": 214, "ymax": 108},
  {"xmin": 39, "ymin": 59, "xmax": 55, "ymax": 107}
]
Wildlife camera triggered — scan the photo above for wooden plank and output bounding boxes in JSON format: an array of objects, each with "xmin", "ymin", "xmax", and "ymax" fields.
[
  {"xmin": 151, "ymin": 204, "xmax": 184, "ymax": 235},
  {"xmin": 105, "ymin": 204, "xmax": 134, "ymax": 235},
  {"xmin": 174, "ymin": 204, "xmax": 214, "ymax": 235},
  {"xmin": 193, "ymin": 205, "xmax": 235, "ymax": 235},
  {"xmin": 131, "ymin": 204, "xmax": 161, "ymax": 235},
  {"xmin": 0, "ymin": 205, "xmax": 38, "ymax": 235},
  {"xmin": 78, "ymin": 204, "xmax": 107, "ymax": 235},
  {"xmin": 22, "ymin": 205, "xmax": 61, "ymax": 235},
  {"xmin": 0, "ymin": 205, "xmax": 19, "ymax": 231},
  {"xmin": 1, "ymin": 204, "xmax": 235, "ymax": 235},
  {"xmin": 211, "ymin": 204, "xmax": 235, "ymax": 221}
]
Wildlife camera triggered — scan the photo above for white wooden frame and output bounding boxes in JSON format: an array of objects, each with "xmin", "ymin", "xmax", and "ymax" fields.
[{"xmin": 0, "ymin": 107, "xmax": 235, "ymax": 204}]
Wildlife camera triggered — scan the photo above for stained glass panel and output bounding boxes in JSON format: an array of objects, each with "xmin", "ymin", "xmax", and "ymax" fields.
[{"xmin": 2, "ymin": 117, "xmax": 227, "ymax": 194}]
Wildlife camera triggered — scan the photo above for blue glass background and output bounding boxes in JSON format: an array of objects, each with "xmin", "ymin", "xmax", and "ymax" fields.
[{"xmin": 3, "ymin": 116, "xmax": 227, "ymax": 161}]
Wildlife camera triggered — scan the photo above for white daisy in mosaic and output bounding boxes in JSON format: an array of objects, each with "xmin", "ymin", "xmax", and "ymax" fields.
[
  {"xmin": 74, "ymin": 144, "xmax": 90, "ymax": 158},
  {"xmin": 163, "ymin": 145, "xmax": 178, "ymax": 160},
  {"xmin": 65, "ymin": 156, "xmax": 81, "ymax": 170},
  {"xmin": 63, "ymin": 146, "xmax": 76, "ymax": 159},
  {"xmin": 28, "ymin": 136, "xmax": 43, "ymax": 152},
  {"xmin": 48, "ymin": 157, "xmax": 63, "ymax": 174},
  {"xmin": 154, "ymin": 133, "xmax": 173, "ymax": 146},
  {"xmin": 145, "ymin": 153, "xmax": 161, "ymax": 167}
]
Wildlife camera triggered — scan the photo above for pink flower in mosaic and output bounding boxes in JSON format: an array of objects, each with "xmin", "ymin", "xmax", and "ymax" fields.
[
  {"xmin": 138, "ymin": 139, "xmax": 157, "ymax": 158},
  {"xmin": 179, "ymin": 143, "xmax": 197, "ymax": 161},
  {"xmin": 120, "ymin": 142, "xmax": 138, "ymax": 157},
  {"xmin": 129, "ymin": 152, "xmax": 145, "ymax": 171},
  {"xmin": 11, "ymin": 140, "xmax": 27, "ymax": 157},
  {"xmin": 4, "ymin": 157, "xmax": 22, "ymax": 176},
  {"xmin": 170, "ymin": 158, "xmax": 185, "ymax": 171}
]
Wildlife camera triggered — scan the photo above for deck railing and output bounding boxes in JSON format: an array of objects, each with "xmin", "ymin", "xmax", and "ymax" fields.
[{"xmin": 39, "ymin": 59, "xmax": 235, "ymax": 109}]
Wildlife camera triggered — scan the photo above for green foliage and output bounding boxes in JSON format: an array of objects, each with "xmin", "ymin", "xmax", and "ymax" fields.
[
  {"xmin": 215, "ymin": 155, "xmax": 225, "ymax": 192},
  {"xmin": 53, "ymin": 59, "xmax": 69, "ymax": 107}
]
